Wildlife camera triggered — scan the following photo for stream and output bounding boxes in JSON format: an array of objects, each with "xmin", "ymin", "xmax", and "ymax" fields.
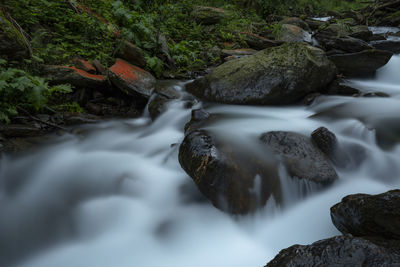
[{"xmin": 1, "ymin": 31, "xmax": 400, "ymax": 267}]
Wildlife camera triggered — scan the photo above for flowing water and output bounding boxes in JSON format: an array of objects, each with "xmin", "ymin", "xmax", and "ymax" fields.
[{"xmin": 1, "ymin": 40, "xmax": 400, "ymax": 267}]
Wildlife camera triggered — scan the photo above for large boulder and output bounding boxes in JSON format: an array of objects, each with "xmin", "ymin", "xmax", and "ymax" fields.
[
  {"xmin": 108, "ymin": 58, "xmax": 156, "ymax": 99},
  {"xmin": 0, "ymin": 11, "xmax": 28, "ymax": 60},
  {"xmin": 278, "ymin": 24, "xmax": 312, "ymax": 43},
  {"xmin": 42, "ymin": 65, "xmax": 107, "ymax": 90},
  {"xmin": 191, "ymin": 6, "xmax": 227, "ymax": 25},
  {"xmin": 178, "ymin": 130, "xmax": 281, "ymax": 214},
  {"xmin": 331, "ymin": 190, "xmax": 400, "ymax": 239},
  {"xmin": 266, "ymin": 235, "xmax": 400, "ymax": 267},
  {"xmin": 260, "ymin": 131, "xmax": 338, "ymax": 185},
  {"xmin": 328, "ymin": 49, "xmax": 393, "ymax": 76},
  {"xmin": 186, "ymin": 43, "xmax": 337, "ymax": 105}
]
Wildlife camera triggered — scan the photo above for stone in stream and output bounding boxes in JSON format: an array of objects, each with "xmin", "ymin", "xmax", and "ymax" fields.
[
  {"xmin": 260, "ymin": 131, "xmax": 338, "ymax": 185},
  {"xmin": 265, "ymin": 234, "xmax": 400, "ymax": 267},
  {"xmin": 108, "ymin": 58, "xmax": 156, "ymax": 99},
  {"xmin": 328, "ymin": 49, "xmax": 393, "ymax": 76},
  {"xmin": 179, "ymin": 130, "xmax": 281, "ymax": 214},
  {"xmin": 240, "ymin": 32, "xmax": 283, "ymax": 50},
  {"xmin": 371, "ymin": 40, "xmax": 400, "ymax": 53},
  {"xmin": 186, "ymin": 43, "xmax": 337, "ymax": 105},
  {"xmin": 331, "ymin": 190, "xmax": 400, "ymax": 239}
]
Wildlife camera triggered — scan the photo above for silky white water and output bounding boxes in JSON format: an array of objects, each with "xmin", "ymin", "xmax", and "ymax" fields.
[{"xmin": 1, "ymin": 55, "xmax": 400, "ymax": 267}]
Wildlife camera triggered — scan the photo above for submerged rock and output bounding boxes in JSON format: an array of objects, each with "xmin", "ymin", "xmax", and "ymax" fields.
[
  {"xmin": 108, "ymin": 58, "xmax": 156, "ymax": 99},
  {"xmin": 328, "ymin": 49, "xmax": 393, "ymax": 76},
  {"xmin": 186, "ymin": 43, "xmax": 336, "ymax": 105},
  {"xmin": 331, "ymin": 190, "xmax": 400, "ymax": 239},
  {"xmin": 260, "ymin": 131, "xmax": 338, "ymax": 185},
  {"xmin": 179, "ymin": 130, "xmax": 281, "ymax": 214},
  {"xmin": 266, "ymin": 235, "xmax": 400, "ymax": 267}
]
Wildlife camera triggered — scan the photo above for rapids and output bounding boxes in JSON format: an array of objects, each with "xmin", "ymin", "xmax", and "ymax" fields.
[{"xmin": 1, "ymin": 36, "xmax": 400, "ymax": 267}]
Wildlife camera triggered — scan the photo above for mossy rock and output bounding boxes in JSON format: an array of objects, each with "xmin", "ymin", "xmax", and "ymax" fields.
[
  {"xmin": 0, "ymin": 11, "xmax": 28, "ymax": 59},
  {"xmin": 186, "ymin": 43, "xmax": 337, "ymax": 105},
  {"xmin": 191, "ymin": 6, "xmax": 227, "ymax": 25}
]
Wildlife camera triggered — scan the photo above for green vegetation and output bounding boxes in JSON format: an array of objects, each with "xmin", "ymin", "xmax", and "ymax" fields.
[{"xmin": 0, "ymin": 59, "xmax": 73, "ymax": 123}]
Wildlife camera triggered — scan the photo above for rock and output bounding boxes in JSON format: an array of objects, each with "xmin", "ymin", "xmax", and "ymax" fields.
[
  {"xmin": 179, "ymin": 130, "xmax": 281, "ymax": 214},
  {"xmin": 322, "ymin": 79, "xmax": 361, "ymax": 96},
  {"xmin": 116, "ymin": 41, "xmax": 146, "ymax": 68},
  {"xmin": 331, "ymin": 190, "xmax": 400, "ymax": 239},
  {"xmin": 329, "ymin": 49, "xmax": 393, "ymax": 76},
  {"xmin": 0, "ymin": 124, "xmax": 41, "ymax": 138},
  {"xmin": 184, "ymin": 108, "xmax": 211, "ymax": 133},
  {"xmin": 147, "ymin": 80, "xmax": 183, "ymax": 119},
  {"xmin": 266, "ymin": 234, "xmax": 400, "ymax": 267},
  {"xmin": 371, "ymin": 40, "xmax": 400, "ymax": 53},
  {"xmin": 41, "ymin": 65, "xmax": 107, "ymax": 90},
  {"xmin": 280, "ymin": 17, "xmax": 310, "ymax": 31},
  {"xmin": 92, "ymin": 59, "xmax": 106, "ymax": 74},
  {"xmin": 191, "ymin": 6, "xmax": 227, "ymax": 25},
  {"xmin": 349, "ymin": 25, "xmax": 373, "ymax": 41},
  {"xmin": 369, "ymin": 34, "xmax": 387, "ymax": 41},
  {"xmin": 0, "ymin": 11, "xmax": 29, "ymax": 60},
  {"xmin": 278, "ymin": 24, "xmax": 312, "ymax": 43},
  {"xmin": 108, "ymin": 58, "xmax": 156, "ymax": 99},
  {"xmin": 260, "ymin": 131, "xmax": 338, "ymax": 185},
  {"xmin": 240, "ymin": 32, "xmax": 283, "ymax": 50},
  {"xmin": 72, "ymin": 58, "xmax": 96, "ymax": 74},
  {"xmin": 186, "ymin": 43, "xmax": 337, "ymax": 105},
  {"xmin": 314, "ymin": 33, "xmax": 372, "ymax": 53},
  {"xmin": 305, "ymin": 19, "xmax": 326, "ymax": 31},
  {"xmin": 221, "ymin": 48, "xmax": 258, "ymax": 57},
  {"xmin": 311, "ymin": 127, "xmax": 345, "ymax": 166}
]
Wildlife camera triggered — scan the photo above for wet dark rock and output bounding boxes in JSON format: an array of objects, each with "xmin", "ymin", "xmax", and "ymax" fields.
[
  {"xmin": 108, "ymin": 58, "xmax": 156, "ymax": 99},
  {"xmin": 191, "ymin": 6, "xmax": 227, "ymax": 25},
  {"xmin": 186, "ymin": 43, "xmax": 337, "ymax": 105},
  {"xmin": 314, "ymin": 33, "xmax": 372, "ymax": 53},
  {"xmin": 349, "ymin": 25, "xmax": 373, "ymax": 41},
  {"xmin": 305, "ymin": 19, "xmax": 325, "ymax": 31},
  {"xmin": 371, "ymin": 40, "xmax": 400, "ymax": 53},
  {"xmin": 266, "ymin": 234, "xmax": 400, "ymax": 267},
  {"xmin": 184, "ymin": 108, "xmax": 210, "ymax": 133},
  {"xmin": 260, "ymin": 131, "xmax": 338, "ymax": 185},
  {"xmin": 147, "ymin": 94, "xmax": 169, "ymax": 120},
  {"xmin": 329, "ymin": 49, "xmax": 393, "ymax": 76},
  {"xmin": 369, "ymin": 34, "xmax": 387, "ymax": 41},
  {"xmin": 178, "ymin": 130, "xmax": 281, "ymax": 214},
  {"xmin": 240, "ymin": 32, "xmax": 283, "ymax": 50},
  {"xmin": 311, "ymin": 127, "xmax": 346, "ymax": 167},
  {"xmin": 64, "ymin": 114, "xmax": 100, "ymax": 125},
  {"xmin": 322, "ymin": 79, "xmax": 361, "ymax": 96},
  {"xmin": 116, "ymin": 41, "xmax": 147, "ymax": 68},
  {"xmin": 331, "ymin": 190, "xmax": 400, "ymax": 239}
]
